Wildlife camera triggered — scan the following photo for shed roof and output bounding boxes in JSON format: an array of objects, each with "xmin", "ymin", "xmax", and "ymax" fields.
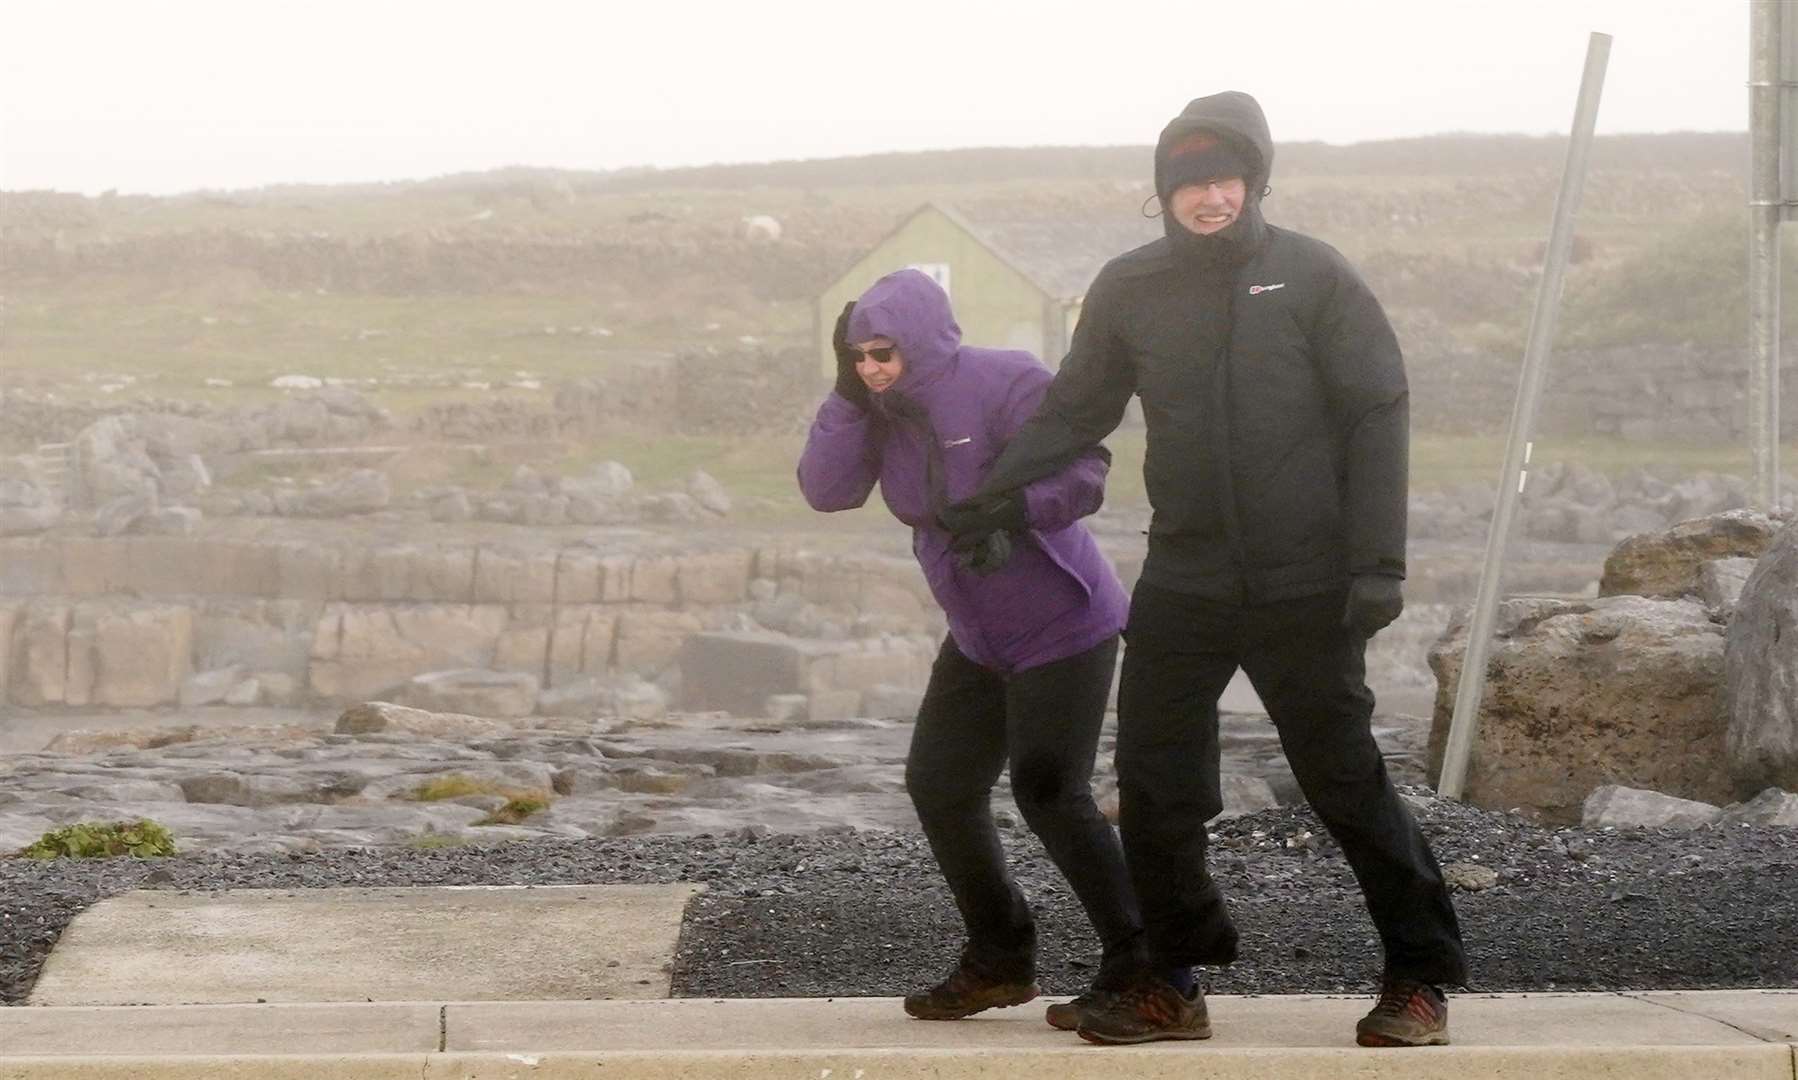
[
  {"xmin": 932, "ymin": 200, "xmax": 1164, "ymax": 302},
  {"xmin": 823, "ymin": 199, "xmax": 1165, "ymax": 307}
]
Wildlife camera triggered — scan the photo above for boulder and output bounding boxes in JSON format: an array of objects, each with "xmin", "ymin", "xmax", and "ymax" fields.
[
  {"xmin": 1718, "ymin": 788, "xmax": 1798, "ymax": 827},
  {"xmin": 611, "ymin": 677, "xmax": 668, "ymax": 722},
  {"xmin": 679, "ymin": 632, "xmax": 806, "ymax": 715},
  {"xmin": 1599, "ymin": 509, "xmax": 1784, "ymax": 599},
  {"xmin": 686, "ymin": 469, "xmax": 732, "ymax": 516},
  {"xmin": 401, "ymin": 668, "xmax": 539, "ymax": 718},
  {"xmin": 1427, "ymin": 595, "xmax": 1731, "ymax": 821},
  {"xmin": 430, "ymin": 490, "xmax": 473, "ymax": 523},
  {"xmin": 1581, "ymin": 784, "xmax": 1724, "ymax": 829},
  {"xmin": 1696, "ymin": 557, "xmax": 1758, "ymax": 616},
  {"xmin": 561, "ymin": 461, "xmax": 633, "ymax": 501},
  {"xmin": 537, "ymin": 676, "xmax": 611, "ymax": 716},
  {"xmin": 334, "ymin": 701, "xmax": 510, "ymax": 739},
  {"xmin": 275, "ymin": 469, "xmax": 391, "ymax": 517},
  {"xmin": 1725, "ymin": 521, "xmax": 1798, "ymax": 795},
  {"xmin": 181, "ymin": 666, "xmax": 245, "ymax": 707}
]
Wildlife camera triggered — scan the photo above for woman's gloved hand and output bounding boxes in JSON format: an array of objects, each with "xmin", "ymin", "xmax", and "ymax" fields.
[
  {"xmin": 952, "ymin": 529, "xmax": 1013, "ymax": 576},
  {"xmin": 831, "ymin": 302, "xmax": 870, "ymax": 410}
]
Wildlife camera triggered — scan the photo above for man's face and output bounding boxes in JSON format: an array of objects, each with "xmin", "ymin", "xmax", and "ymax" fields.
[
  {"xmin": 1169, "ymin": 177, "xmax": 1247, "ymax": 236},
  {"xmin": 852, "ymin": 338, "xmax": 904, "ymax": 393}
]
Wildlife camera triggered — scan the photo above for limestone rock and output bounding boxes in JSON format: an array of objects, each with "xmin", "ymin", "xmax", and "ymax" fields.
[
  {"xmin": 679, "ymin": 632, "xmax": 806, "ymax": 715},
  {"xmin": 275, "ymin": 468, "xmax": 391, "ymax": 517},
  {"xmin": 87, "ymin": 604, "xmax": 193, "ymax": 707},
  {"xmin": 1427, "ymin": 595, "xmax": 1730, "ymax": 821},
  {"xmin": 861, "ymin": 685, "xmax": 925, "ymax": 721},
  {"xmin": 308, "ymin": 603, "xmax": 507, "ymax": 701},
  {"xmin": 1718, "ymin": 788, "xmax": 1798, "ymax": 827},
  {"xmin": 686, "ymin": 469, "xmax": 732, "ymax": 516},
  {"xmin": 1697, "ymin": 557, "xmax": 1758, "ymax": 616},
  {"xmin": 181, "ymin": 666, "xmax": 245, "ymax": 707},
  {"xmin": 1726, "ymin": 521, "xmax": 1798, "ymax": 795},
  {"xmin": 335, "ymin": 701, "xmax": 510, "ymax": 739},
  {"xmin": 401, "ymin": 668, "xmax": 539, "ymax": 718},
  {"xmin": 806, "ymin": 689, "xmax": 862, "ymax": 725},
  {"xmin": 10, "ymin": 602, "xmax": 70, "ymax": 706},
  {"xmin": 537, "ymin": 676, "xmax": 611, "ymax": 716},
  {"xmin": 1581, "ymin": 784, "xmax": 1724, "ymax": 829},
  {"xmin": 763, "ymin": 693, "xmax": 809, "ymax": 724},
  {"xmin": 1600, "ymin": 509, "xmax": 1784, "ymax": 599}
]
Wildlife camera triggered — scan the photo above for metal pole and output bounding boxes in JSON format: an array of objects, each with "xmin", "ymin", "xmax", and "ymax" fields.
[
  {"xmin": 1438, "ymin": 33, "xmax": 1612, "ymax": 799},
  {"xmin": 1750, "ymin": 0, "xmax": 1782, "ymax": 510}
]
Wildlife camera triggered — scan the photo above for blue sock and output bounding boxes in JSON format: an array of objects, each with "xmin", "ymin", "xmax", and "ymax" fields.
[{"xmin": 1161, "ymin": 966, "xmax": 1196, "ymax": 995}]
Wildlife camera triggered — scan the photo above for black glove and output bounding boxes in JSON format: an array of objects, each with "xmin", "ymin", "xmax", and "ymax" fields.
[
  {"xmin": 952, "ymin": 529, "xmax": 1013, "ymax": 576},
  {"xmin": 831, "ymin": 301, "xmax": 870, "ymax": 410},
  {"xmin": 937, "ymin": 493, "xmax": 1028, "ymax": 540},
  {"xmin": 1343, "ymin": 573, "xmax": 1403, "ymax": 638}
]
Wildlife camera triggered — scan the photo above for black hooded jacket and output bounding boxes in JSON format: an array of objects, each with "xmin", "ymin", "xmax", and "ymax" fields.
[{"xmin": 976, "ymin": 91, "xmax": 1409, "ymax": 603}]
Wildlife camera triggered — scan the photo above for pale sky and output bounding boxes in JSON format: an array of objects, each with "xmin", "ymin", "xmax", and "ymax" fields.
[{"xmin": 0, "ymin": 0, "xmax": 1750, "ymax": 195}]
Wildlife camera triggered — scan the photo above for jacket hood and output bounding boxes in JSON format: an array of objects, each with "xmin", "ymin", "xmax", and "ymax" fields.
[
  {"xmin": 1153, "ymin": 91, "xmax": 1274, "ymax": 264},
  {"xmin": 845, "ymin": 268, "xmax": 961, "ymax": 394},
  {"xmin": 1154, "ymin": 90, "xmax": 1274, "ymax": 199}
]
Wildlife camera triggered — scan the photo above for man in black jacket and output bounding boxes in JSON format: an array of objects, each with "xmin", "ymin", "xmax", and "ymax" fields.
[{"xmin": 943, "ymin": 90, "xmax": 1467, "ymax": 1047}]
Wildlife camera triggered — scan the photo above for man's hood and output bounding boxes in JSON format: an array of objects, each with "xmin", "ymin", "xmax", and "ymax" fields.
[
  {"xmin": 845, "ymin": 268, "xmax": 960, "ymax": 393},
  {"xmin": 1154, "ymin": 90, "xmax": 1274, "ymax": 200}
]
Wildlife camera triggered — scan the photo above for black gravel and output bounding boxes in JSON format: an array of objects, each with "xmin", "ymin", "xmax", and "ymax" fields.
[{"xmin": 3, "ymin": 793, "xmax": 1795, "ymax": 1005}]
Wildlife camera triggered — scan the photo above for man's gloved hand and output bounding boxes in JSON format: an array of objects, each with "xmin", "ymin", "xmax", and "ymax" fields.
[
  {"xmin": 952, "ymin": 529, "xmax": 1013, "ymax": 576},
  {"xmin": 937, "ymin": 493, "xmax": 1028, "ymax": 541},
  {"xmin": 831, "ymin": 302, "xmax": 870, "ymax": 410},
  {"xmin": 1343, "ymin": 574, "xmax": 1404, "ymax": 638}
]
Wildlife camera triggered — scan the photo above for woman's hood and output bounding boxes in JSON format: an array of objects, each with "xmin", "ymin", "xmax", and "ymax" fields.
[{"xmin": 845, "ymin": 269, "xmax": 961, "ymax": 392}]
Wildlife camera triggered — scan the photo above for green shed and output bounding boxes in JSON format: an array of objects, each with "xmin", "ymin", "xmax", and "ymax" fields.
[{"xmin": 815, "ymin": 201, "xmax": 1161, "ymax": 374}]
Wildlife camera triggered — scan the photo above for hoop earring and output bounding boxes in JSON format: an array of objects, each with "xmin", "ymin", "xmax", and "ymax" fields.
[
  {"xmin": 1262, "ymin": 185, "xmax": 1272, "ymax": 198},
  {"xmin": 1140, "ymin": 193, "xmax": 1164, "ymax": 219}
]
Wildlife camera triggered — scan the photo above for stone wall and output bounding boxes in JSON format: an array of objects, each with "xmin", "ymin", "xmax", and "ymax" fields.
[
  {"xmin": 1408, "ymin": 344, "xmax": 1798, "ymax": 441},
  {"xmin": 0, "ymin": 536, "xmax": 943, "ymax": 715}
]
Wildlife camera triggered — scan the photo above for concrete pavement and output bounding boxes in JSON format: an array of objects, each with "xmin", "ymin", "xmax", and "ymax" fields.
[
  {"xmin": 1, "ymin": 991, "xmax": 1793, "ymax": 1079},
  {"xmin": 27, "ymin": 884, "xmax": 701, "ymax": 1006}
]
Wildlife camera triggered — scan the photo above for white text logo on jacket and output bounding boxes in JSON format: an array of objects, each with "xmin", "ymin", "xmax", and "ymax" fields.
[{"xmin": 1247, "ymin": 282, "xmax": 1286, "ymax": 296}]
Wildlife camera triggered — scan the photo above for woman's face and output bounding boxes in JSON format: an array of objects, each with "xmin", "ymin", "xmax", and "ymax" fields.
[{"xmin": 852, "ymin": 337, "xmax": 905, "ymax": 393}]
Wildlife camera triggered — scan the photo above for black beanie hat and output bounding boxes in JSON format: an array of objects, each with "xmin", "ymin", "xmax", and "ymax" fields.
[{"xmin": 1161, "ymin": 131, "xmax": 1251, "ymax": 197}]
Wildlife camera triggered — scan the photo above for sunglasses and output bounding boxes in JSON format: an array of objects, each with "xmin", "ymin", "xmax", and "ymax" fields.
[{"xmin": 852, "ymin": 345, "xmax": 900, "ymax": 364}]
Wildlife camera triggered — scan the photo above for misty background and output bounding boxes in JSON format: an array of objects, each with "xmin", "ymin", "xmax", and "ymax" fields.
[{"xmin": 0, "ymin": 0, "xmax": 1793, "ymax": 733}]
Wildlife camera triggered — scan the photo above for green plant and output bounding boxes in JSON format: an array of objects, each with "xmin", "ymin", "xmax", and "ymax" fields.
[
  {"xmin": 20, "ymin": 820, "xmax": 177, "ymax": 859},
  {"xmin": 410, "ymin": 774, "xmax": 500, "ymax": 801},
  {"xmin": 475, "ymin": 794, "xmax": 552, "ymax": 826}
]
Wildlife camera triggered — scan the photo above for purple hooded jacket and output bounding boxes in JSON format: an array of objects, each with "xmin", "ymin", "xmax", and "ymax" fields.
[{"xmin": 798, "ymin": 269, "xmax": 1128, "ymax": 674}]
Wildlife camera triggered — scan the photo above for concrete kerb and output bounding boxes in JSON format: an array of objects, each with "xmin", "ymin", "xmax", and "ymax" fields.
[
  {"xmin": 0, "ymin": 993, "xmax": 1793, "ymax": 1079},
  {"xmin": 0, "ymin": 1046, "xmax": 1791, "ymax": 1080}
]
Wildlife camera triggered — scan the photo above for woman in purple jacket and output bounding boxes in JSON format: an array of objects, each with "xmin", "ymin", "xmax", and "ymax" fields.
[{"xmin": 798, "ymin": 268, "xmax": 1141, "ymax": 1028}]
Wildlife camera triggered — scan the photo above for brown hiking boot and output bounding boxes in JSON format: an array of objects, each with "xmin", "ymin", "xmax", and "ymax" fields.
[
  {"xmin": 1074, "ymin": 976, "xmax": 1211, "ymax": 1044},
  {"xmin": 902, "ymin": 962, "xmax": 1039, "ymax": 1021},
  {"xmin": 1356, "ymin": 978, "xmax": 1450, "ymax": 1047},
  {"xmin": 1044, "ymin": 989, "xmax": 1112, "ymax": 1031}
]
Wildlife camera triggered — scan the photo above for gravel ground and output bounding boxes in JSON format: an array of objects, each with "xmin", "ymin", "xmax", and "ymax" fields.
[{"xmin": 3, "ymin": 792, "xmax": 1795, "ymax": 1005}]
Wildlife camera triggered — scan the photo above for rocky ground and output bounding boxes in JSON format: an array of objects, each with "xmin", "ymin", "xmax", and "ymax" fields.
[{"xmin": 3, "ymin": 793, "xmax": 1794, "ymax": 1007}]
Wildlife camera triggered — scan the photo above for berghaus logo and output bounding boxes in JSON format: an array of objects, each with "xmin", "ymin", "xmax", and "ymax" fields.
[{"xmin": 1248, "ymin": 282, "xmax": 1286, "ymax": 295}]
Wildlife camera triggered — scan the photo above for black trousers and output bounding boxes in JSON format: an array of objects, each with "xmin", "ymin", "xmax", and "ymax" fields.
[
  {"xmin": 906, "ymin": 634, "xmax": 1142, "ymax": 985},
  {"xmin": 1115, "ymin": 582, "xmax": 1468, "ymax": 986}
]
